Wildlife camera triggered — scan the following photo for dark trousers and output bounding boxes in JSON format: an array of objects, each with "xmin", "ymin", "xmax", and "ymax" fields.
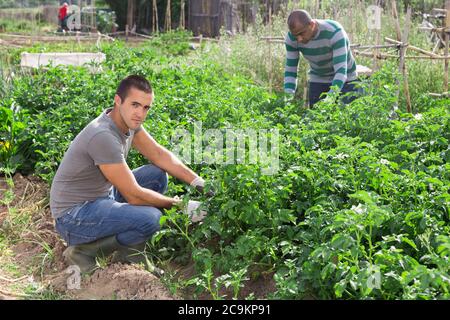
[{"xmin": 308, "ymin": 81, "xmax": 362, "ymax": 107}]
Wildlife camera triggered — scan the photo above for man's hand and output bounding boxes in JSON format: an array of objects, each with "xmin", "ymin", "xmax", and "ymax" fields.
[
  {"xmin": 190, "ymin": 177, "xmax": 215, "ymax": 197},
  {"xmin": 284, "ymin": 93, "xmax": 294, "ymax": 104},
  {"xmin": 195, "ymin": 185, "xmax": 216, "ymax": 197},
  {"xmin": 322, "ymin": 86, "xmax": 340, "ymax": 105},
  {"xmin": 321, "ymin": 94, "xmax": 336, "ymax": 105},
  {"xmin": 172, "ymin": 195, "xmax": 183, "ymax": 208}
]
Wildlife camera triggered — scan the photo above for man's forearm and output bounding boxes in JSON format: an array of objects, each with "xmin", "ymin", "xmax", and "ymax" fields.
[
  {"xmin": 285, "ymin": 34, "xmax": 300, "ymax": 94},
  {"xmin": 155, "ymin": 149, "xmax": 198, "ymax": 185},
  {"xmin": 129, "ymin": 186, "xmax": 180, "ymax": 209},
  {"xmin": 284, "ymin": 61, "xmax": 299, "ymax": 94}
]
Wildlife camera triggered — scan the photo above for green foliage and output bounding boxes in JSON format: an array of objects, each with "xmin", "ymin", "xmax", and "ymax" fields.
[{"xmin": 96, "ymin": 9, "xmax": 118, "ymax": 34}]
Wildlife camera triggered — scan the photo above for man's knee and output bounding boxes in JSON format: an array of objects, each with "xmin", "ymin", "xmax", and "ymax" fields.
[
  {"xmin": 157, "ymin": 169, "xmax": 169, "ymax": 194},
  {"xmin": 145, "ymin": 165, "xmax": 168, "ymax": 194},
  {"xmin": 138, "ymin": 208, "xmax": 162, "ymax": 238}
]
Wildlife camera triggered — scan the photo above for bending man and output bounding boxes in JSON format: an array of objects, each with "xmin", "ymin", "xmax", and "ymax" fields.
[{"xmin": 284, "ymin": 9, "xmax": 361, "ymax": 106}]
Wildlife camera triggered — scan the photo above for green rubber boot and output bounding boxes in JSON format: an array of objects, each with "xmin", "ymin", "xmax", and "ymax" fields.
[
  {"xmin": 111, "ymin": 242, "xmax": 147, "ymax": 264},
  {"xmin": 63, "ymin": 235, "xmax": 120, "ymax": 274}
]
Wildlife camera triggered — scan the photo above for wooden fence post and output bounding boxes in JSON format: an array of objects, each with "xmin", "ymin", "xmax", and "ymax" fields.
[
  {"xmin": 390, "ymin": 0, "xmax": 402, "ymax": 41},
  {"xmin": 180, "ymin": 0, "xmax": 186, "ymax": 29},
  {"xmin": 127, "ymin": 0, "xmax": 134, "ymax": 36},
  {"xmin": 400, "ymin": 7, "xmax": 412, "ymax": 113},
  {"xmin": 152, "ymin": 0, "xmax": 159, "ymax": 33},
  {"xmin": 165, "ymin": 0, "xmax": 172, "ymax": 31},
  {"xmin": 269, "ymin": 4, "xmax": 273, "ymax": 94},
  {"xmin": 391, "ymin": 0, "xmax": 411, "ymax": 113}
]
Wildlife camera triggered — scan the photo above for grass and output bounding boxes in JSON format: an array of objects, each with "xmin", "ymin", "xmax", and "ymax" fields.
[
  {"xmin": 0, "ymin": 7, "xmax": 42, "ymax": 14},
  {"xmin": 0, "ymin": 5, "xmax": 56, "ymax": 34},
  {"xmin": 0, "ymin": 18, "xmax": 56, "ymax": 34},
  {"xmin": 0, "ymin": 241, "xmax": 31, "ymax": 299},
  {"xmin": 0, "ymin": 253, "xmax": 22, "ymax": 278},
  {"xmin": 0, "ymin": 172, "xmax": 60, "ymax": 299},
  {"xmin": 23, "ymin": 285, "xmax": 68, "ymax": 300}
]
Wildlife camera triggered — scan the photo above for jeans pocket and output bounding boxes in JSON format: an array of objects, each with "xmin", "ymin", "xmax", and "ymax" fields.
[{"xmin": 66, "ymin": 201, "xmax": 90, "ymax": 221}]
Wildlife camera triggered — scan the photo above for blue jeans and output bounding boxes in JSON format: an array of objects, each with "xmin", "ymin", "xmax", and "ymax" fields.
[
  {"xmin": 309, "ymin": 80, "xmax": 362, "ymax": 107},
  {"xmin": 55, "ymin": 164, "xmax": 168, "ymax": 247}
]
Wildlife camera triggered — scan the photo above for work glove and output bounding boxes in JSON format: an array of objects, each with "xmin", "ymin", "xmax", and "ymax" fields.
[
  {"xmin": 183, "ymin": 200, "xmax": 208, "ymax": 223},
  {"xmin": 190, "ymin": 177, "xmax": 215, "ymax": 197}
]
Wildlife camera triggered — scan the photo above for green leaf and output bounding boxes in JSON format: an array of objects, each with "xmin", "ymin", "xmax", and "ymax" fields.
[{"xmin": 401, "ymin": 236, "xmax": 418, "ymax": 251}]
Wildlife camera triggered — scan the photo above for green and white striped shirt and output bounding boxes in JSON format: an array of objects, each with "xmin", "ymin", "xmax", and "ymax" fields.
[{"xmin": 284, "ymin": 19, "xmax": 357, "ymax": 94}]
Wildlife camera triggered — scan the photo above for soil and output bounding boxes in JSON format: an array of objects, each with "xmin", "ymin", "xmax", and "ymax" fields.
[
  {"xmin": 49, "ymin": 263, "xmax": 177, "ymax": 300},
  {"xmin": 0, "ymin": 177, "xmax": 8, "ymax": 227}
]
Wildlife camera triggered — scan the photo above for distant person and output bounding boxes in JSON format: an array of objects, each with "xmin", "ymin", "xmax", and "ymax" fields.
[
  {"xmin": 284, "ymin": 10, "xmax": 361, "ymax": 106},
  {"xmin": 58, "ymin": 2, "xmax": 68, "ymax": 31}
]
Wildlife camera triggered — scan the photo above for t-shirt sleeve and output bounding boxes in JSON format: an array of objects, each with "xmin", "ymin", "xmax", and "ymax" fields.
[
  {"xmin": 284, "ymin": 31, "xmax": 300, "ymax": 94},
  {"xmin": 87, "ymin": 131, "xmax": 124, "ymax": 165},
  {"xmin": 330, "ymin": 28, "xmax": 349, "ymax": 91}
]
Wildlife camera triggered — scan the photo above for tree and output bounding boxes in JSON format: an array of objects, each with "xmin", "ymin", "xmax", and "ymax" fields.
[{"xmin": 104, "ymin": 0, "xmax": 183, "ymax": 31}]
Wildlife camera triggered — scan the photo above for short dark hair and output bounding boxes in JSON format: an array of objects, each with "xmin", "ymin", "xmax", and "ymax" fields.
[
  {"xmin": 287, "ymin": 10, "xmax": 312, "ymax": 29},
  {"xmin": 116, "ymin": 75, "xmax": 153, "ymax": 101}
]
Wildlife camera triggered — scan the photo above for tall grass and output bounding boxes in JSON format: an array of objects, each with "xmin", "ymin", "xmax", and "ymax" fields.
[{"xmin": 0, "ymin": 18, "xmax": 55, "ymax": 33}]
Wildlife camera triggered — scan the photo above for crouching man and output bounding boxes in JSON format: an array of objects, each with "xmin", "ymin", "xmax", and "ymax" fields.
[{"xmin": 50, "ymin": 75, "xmax": 209, "ymax": 274}]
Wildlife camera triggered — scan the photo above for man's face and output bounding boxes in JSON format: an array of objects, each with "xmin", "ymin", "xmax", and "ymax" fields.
[
  {"xmin": 114, "ymin": 87, "xmax": 153, "ymax": 131},
  {"xmin": 290, "ymin": 20, "xmax": 316, "ymax": 44}
]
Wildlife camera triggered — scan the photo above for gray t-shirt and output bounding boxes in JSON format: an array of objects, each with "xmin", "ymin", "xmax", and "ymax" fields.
[{"xmin": 50, "ymin": 108, "xmax": 141, "ymax": 219}]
